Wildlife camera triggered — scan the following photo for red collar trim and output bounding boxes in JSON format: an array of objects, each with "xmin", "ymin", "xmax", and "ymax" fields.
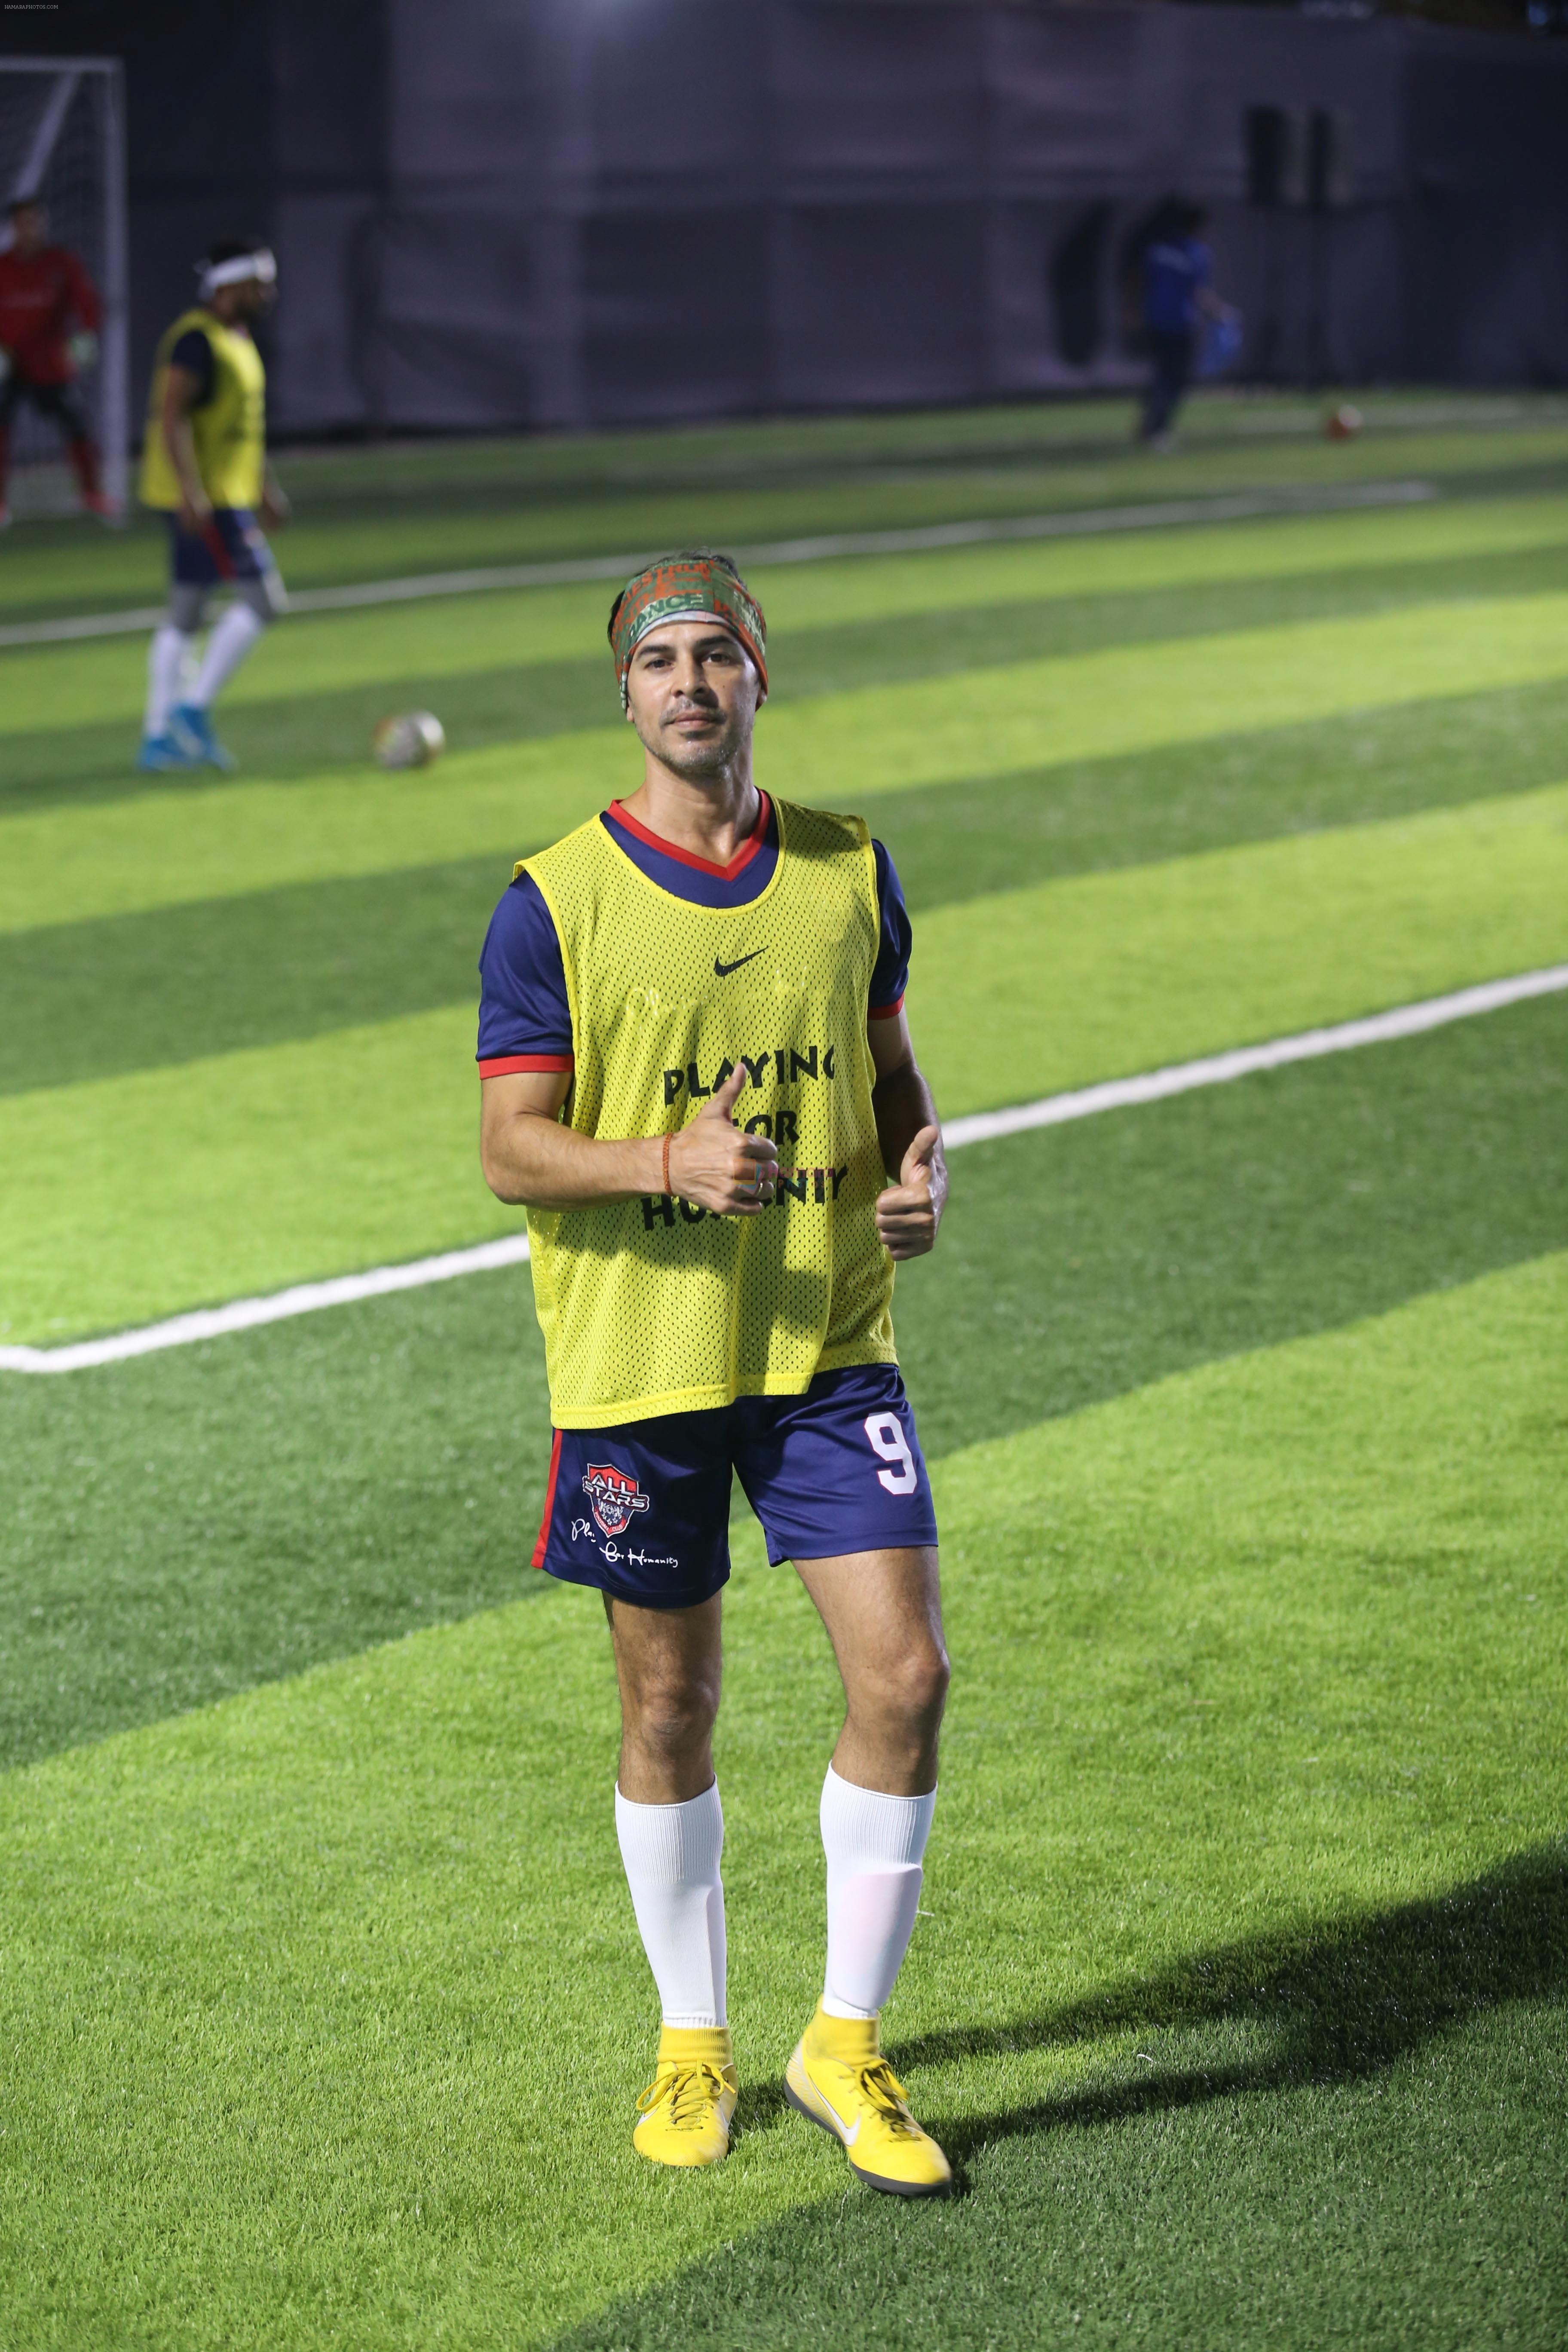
[{"xmin": 608, "ymin": 792, "xmax": 771, "ymax": 879}]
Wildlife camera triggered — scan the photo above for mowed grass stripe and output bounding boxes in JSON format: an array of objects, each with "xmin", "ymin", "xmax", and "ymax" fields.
[
  {"xmin": 3, "ymin": 997, "xmax": 1562, "ymax": 1768},
  {"xmin": 9, "ymin": 492, "xmax": 1568, "ymax": 739},
  {"xmin": 0, "ymin": 389, "xmax": 1497, "ymax": 619},
  {"xmin": 1, "ymin": 1255, "xmax": 1562, "ymax": 2347},
  {"xmin": 14, "ymin": 676, "xmax": 1568, "ymax": 1098},
  {"xmin": 912, "ymin": 784, "xmax": 1568, "ymax": 1121},
  {"xmin": 6, "ymin": 410, "xmax": 1568, "ymax": 631},
  {"xmin": 7, "ymin": 591, "xmax": 1568, "ymax": 936},
  {"xmin": 0, "ymin": 1258, "xmax": 554, "ymax": 1773},
  {"xmin": 19, "ymin": 540, "xmax": 1568, "ymax": 822},
  {"xmin": 903, "ymin": 990, "xmax": 1568, "ymax": 1460},
  {"xmin": 3, "ymin": 789, "xmax": 1564, "ymax": 1345},
  {"xmin": 236, "ymin": 420, "xmax": 1568, "ymax": 586},
  {"xmin": 872, "ymin": 668, "xmax": 1568, "ymax": 925}
]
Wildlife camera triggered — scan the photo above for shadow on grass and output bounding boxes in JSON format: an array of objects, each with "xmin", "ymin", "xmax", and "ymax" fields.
[{"xmin": 730, "ymin": 1841, "xmax": 1568, "ymax": 2165}]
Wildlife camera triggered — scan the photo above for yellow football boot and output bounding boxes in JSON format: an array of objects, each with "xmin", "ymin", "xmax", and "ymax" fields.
[
  {"xmin": 784, "ymin": 2006, "xmax": 951, "ymax": 2196},
  {"xmin": 632, "ymin": 2024, "xmax": 738, "ymax": 2168}
]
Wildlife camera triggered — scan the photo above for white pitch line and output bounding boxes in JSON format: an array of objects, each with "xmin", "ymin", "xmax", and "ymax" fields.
[
  {"xmin": 4, "ymin": 960, "xmax": 1563, "ymax": 1378},
  {"xmin": 940, "ymin": 965, "xmax": 1568, "ymax": 1148},
  {"xmin": 0, "ymin": 1235, "xmax": 534, "ymax": 1375},
  {"xmin": 0, "ymin": 480, "xmax": 1437, "ymax": 650}
]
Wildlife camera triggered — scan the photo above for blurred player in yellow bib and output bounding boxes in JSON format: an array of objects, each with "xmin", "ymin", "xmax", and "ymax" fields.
[
  {"xmin": 136, "ymin": 237, "xmax": 288, "ymax": 775},
  {"xmin": 478, "ymin": 551, "xmax": 953, "ymax": 2194}
]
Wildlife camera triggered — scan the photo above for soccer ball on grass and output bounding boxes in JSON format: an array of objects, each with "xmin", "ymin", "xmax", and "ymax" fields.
[{"xmin": 371, "ymin": 711, "xmax": 446, "ymax": 769}]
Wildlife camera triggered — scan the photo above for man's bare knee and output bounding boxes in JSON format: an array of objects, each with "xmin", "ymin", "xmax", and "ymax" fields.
[
  {"xmin": 851, "ymin": 1635, "xmax": 948, "ymax": 1736},
  {"xmin": 239, "ymin": 573, "xmax": 284, "ymax": 624},
  {"xmin": 623, "ymin": 1663, "xmax": 720, "ymax": 1761},
  {"xmin": 904, "ymin": 1639, "xmax": 951, "ymax": 1729},
  {"xmin": 606, "ymin": 1592, "xmax": 723, "ymax": 1785}
]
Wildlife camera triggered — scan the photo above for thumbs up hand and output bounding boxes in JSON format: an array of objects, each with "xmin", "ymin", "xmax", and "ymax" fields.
[
  {"xmin": 665, "ymin": 1065, "xmax": 779, "ymax": 1216},
  {"xmin": 875, "ymin": 1123, "xmax": 943, "ymax": 1260}
]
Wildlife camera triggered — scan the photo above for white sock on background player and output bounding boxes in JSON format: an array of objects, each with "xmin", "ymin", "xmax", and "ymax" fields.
[
  {"xmin": 819, "ymin": 1765, "xmax": 935, "ymax": 2019},
  {"xmin": 145, "ymin": 624, "xmax": 194, "ymax": 737},
  {"xmin": 615, "ymin": 1781, "xmax": 728, "ymax": 2029},
  {"xmin": 190, "ymin": 602, "xmax": 265, "ymax": 707}
]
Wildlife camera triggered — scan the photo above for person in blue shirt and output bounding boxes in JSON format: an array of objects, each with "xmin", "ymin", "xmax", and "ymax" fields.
[{"xmin": 1138, "ymin": 202, "xmax": 1223, "ymax": 448}]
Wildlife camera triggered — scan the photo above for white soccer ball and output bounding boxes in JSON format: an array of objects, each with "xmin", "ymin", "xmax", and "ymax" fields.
[{"xmin": 372, "ymin": 710, "xmax": 445, "ymax": 770}]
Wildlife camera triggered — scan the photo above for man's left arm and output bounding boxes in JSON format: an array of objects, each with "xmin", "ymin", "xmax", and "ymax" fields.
[{"xmin": 869, "ymin": 1008, "xmax": 945, "ymax": 1261}]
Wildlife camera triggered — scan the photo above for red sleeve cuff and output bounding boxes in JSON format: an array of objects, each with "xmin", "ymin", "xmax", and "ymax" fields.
[
  {"xmin": 478, "ymin": 1052, "xmax": 575, "ymax": 1078},
  {"xmin": 867, "ymin": 993, "xmax": 905, "ymax": 1022}
]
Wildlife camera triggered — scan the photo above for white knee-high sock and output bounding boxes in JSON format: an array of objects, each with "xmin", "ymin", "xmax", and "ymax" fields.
[
  {"xmin": 190, "ymin": 602, "xmax": 265, "ymax": 707},
  {"xmin": 820, "ymin": 1765, "xmax": 936, "ymax": 2020},
  {"xmin": 614, "ymin": 1782, "xmax": 727, "ymax": 2029},
  {"xmin": 145, "ymin": 625, "xmax": 195, "ymax": 736}
]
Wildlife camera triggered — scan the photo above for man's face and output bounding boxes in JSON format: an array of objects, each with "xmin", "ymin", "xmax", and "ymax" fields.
[
  {"xmin": 624, "ymin": 618, "xmax": 763, "ymax": 781},
  {"xmin": 229, "ymin": 271, "xmax": 275, "ymax": 322},
  {"xmin": 10, "ymin": 205, "xmax": 46, "ymax": 259}
]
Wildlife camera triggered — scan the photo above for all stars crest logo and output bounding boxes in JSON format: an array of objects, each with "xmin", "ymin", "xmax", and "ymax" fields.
[{"xmin": 581, "ymin": 1462, "xmax": 652, "ymax": 1538}]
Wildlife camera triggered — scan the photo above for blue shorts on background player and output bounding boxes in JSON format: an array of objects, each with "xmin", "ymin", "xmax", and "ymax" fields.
[{"xmin": 166, "ymin": 504, "xmax": 276, "ymax": 588}]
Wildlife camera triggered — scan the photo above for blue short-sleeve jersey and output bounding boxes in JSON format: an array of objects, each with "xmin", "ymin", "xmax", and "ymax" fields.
[
  {"xmin": 1142, "ymin": 236, "xmax": 1212, "ymax": 334},
  {"xmin": 169, "ymin": 325, "xmax": 216, "ymax": 404},
  {"xmin": 477, "ymin": 794, "xmax": 912, "ymax": 1073}
]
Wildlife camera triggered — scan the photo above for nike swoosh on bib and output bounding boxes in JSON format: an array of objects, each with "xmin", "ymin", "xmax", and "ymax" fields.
[{"xmin": 714, "ymin": 949, "xmax": 765, "ymax": 978}]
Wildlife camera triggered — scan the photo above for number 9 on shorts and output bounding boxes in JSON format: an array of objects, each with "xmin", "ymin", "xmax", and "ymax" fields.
[{"xmin": 865, "ymin": 1412, "xmax": 919, "ymax": 1494}]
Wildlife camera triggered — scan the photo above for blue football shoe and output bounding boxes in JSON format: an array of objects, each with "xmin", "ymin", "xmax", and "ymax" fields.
[
  {"xmin": 169, "ymin": 701, "xmax": 237, "ymax": 773},
  {"xmin": 136, "ymin": 729, "xmax": 199, "ymax": 774}
]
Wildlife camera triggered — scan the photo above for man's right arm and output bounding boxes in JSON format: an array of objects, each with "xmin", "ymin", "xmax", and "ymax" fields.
[
  {"xmin": 159, "ymin": 359, "xmax": 210, "ymax": 531},
  {"xmin": 481, "ymin": 1065, "xmax": 777, "ymax": 1217}
]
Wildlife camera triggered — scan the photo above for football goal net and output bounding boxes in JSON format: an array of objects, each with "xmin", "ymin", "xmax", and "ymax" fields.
[{"xmin": 0, "ymin": 57, "xmax": 128, "ymax": 519}]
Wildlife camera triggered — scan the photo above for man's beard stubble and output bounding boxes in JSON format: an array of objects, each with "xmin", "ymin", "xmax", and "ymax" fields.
[{"xmin": 637, "ymin": 707, "xmax": 746, "ymax": 782}]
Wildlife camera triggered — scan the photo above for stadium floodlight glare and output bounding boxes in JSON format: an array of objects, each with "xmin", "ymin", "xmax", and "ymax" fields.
[{"xmin": 0, "ymin": 56, "xmax": 129, "ymax": 518}]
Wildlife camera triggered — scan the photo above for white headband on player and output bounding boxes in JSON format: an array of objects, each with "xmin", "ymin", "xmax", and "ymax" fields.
[{"xmin": 198, "ymin": 248, "xmax": 277, "ymax": 297}]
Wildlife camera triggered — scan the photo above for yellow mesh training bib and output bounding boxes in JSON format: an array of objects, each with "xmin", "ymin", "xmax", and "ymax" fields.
[
  {"xmin": 139, "ymin": 308, "xmax": 266, "ymax": 511},
  {"xmin": 521, "ymin": 799, "xmax": 896, "ymax": 1428}
]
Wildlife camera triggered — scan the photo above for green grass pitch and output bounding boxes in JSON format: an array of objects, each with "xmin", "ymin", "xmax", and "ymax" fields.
[{"xmin": 1, "ymin": 391, "xmax": 1565, "ymax": 2347}]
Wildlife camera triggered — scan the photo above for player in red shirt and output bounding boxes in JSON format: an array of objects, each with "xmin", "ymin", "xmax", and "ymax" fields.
[{"xmin": 0, "ymin": 193, "xmax": 109, "ymax": 525}]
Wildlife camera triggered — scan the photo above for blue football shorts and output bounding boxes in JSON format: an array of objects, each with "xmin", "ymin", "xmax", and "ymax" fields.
[
  {"xmin": 532, "ymin": 1364, "xmax": 939, "ymax": 1611},
  {"xmin": 165, "ymin": 506, "xmax": 275, "ymax": 586}
]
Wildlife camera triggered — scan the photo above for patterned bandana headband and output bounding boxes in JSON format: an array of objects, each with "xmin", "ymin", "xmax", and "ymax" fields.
[{"xmin": 608, "ymin": 551, "xmax": 768, "ymax": 712}]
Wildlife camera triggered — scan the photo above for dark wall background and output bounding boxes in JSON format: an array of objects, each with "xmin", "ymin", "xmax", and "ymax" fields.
[{"xmin": 5, "ymin": 0, "xmax": 1567, "ymax": 437}]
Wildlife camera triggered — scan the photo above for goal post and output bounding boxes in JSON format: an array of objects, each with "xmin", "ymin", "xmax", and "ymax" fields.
[{"xmin": 0, "ymin": 56, "xmax": 129, "ymax": 519}]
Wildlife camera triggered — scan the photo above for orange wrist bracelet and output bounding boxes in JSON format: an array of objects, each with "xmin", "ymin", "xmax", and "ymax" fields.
[{"xmin": 662, "ymin": 1131, "xmax": 673, "ymax": 1198}]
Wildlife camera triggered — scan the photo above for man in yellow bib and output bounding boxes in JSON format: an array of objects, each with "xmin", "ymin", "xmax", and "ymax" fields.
[
  {"xmin": 478, "ymin": 551, "xmax": 954, "ymax": 2196},
  {"xmin": 136, "ymin": 238, "xmax": 288, "ymax": 774}
]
